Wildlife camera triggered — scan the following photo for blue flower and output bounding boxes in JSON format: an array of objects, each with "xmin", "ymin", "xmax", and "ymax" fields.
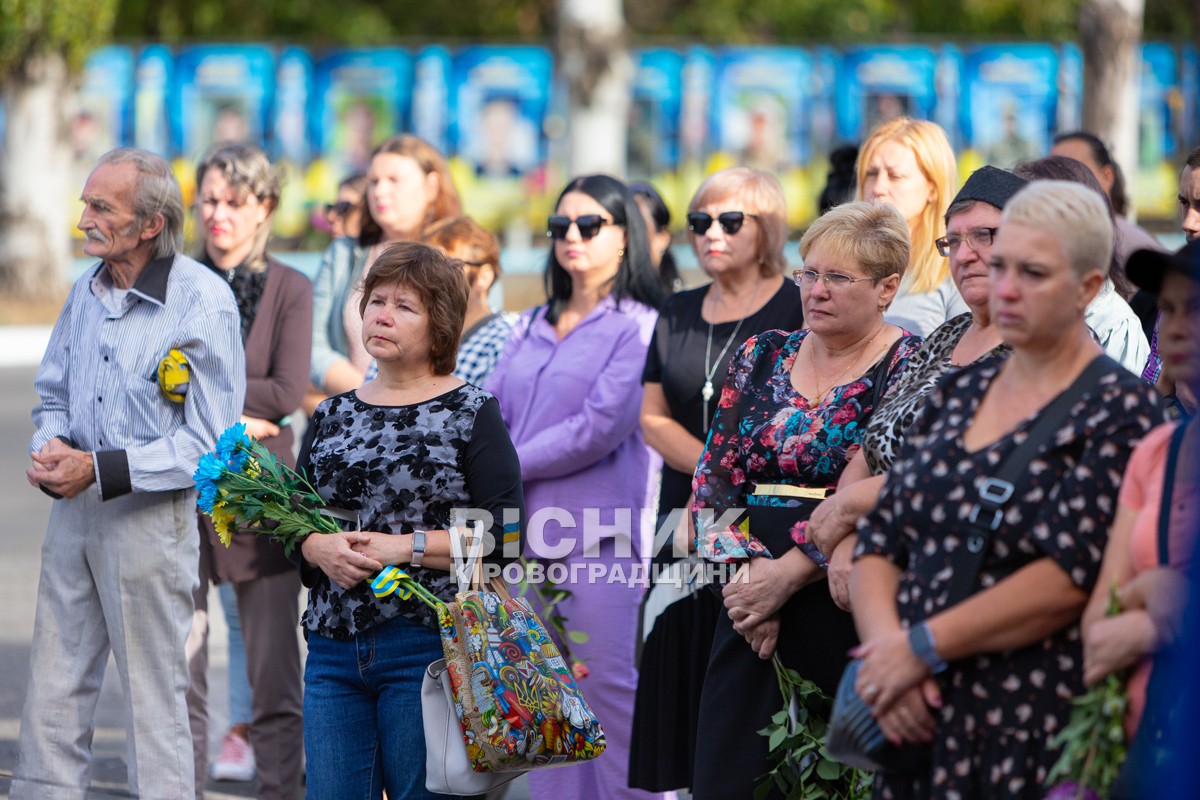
[
  {"xmin": 197, "ymin": 481, "xmax": 219, "ymax": 514},
  {"xmin": 215, "ymin": 423, "xmax": 250, "ymax": 470},
  {"xmin": 194, "ymin": 452, "xmax": 226, "ymax": 490}
]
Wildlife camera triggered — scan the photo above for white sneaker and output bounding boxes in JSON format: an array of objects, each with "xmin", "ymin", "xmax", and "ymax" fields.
[{"xmin": 210, "ymin": 729, "xmax": 256, "ymax": 782}]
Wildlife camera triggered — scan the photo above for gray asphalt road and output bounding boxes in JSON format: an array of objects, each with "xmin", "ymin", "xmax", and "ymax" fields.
[{"xmin": 0, "ymin": 366, "xmax": 254, "ymax": 799}]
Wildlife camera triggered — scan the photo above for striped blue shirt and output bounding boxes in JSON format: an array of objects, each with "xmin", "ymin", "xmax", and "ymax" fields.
[{"xmin": 31, "ymin": 254, "xmax": 246, "ymax": 499}]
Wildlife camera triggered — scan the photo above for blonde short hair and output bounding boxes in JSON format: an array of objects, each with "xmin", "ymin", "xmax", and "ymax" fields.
[
  {"xmin": 688, "ymin": 167, "xmax": 788, "ymax": 277},
  {"xmin": 855, "ymin": 117, "xmax": 956, "ymax": 294},
  {"xmin": 1001, "ymin": 181, "xmax": 1113, "ymax": 278},
  {"xmin": 799, "ymin": 201, "xmax": 910, "ymax": 283}
]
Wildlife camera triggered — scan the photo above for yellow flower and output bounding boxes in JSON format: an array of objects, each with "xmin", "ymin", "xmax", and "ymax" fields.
[
  {"xmin": 244, "ymin": 458, "xmax": 262, "ymax": 478},
  {"xmin": 211, "ymin": 502, "xmax": 236, "ymax": 547}
]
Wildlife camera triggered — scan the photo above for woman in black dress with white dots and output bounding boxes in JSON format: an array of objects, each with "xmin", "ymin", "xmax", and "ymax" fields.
[{"xmin": 850, "ymin": 181, "xmax": 1161, "ymax": 799}]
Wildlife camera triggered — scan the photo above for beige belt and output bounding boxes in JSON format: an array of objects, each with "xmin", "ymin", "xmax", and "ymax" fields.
[{"xmin": 752, "ymin": 484, "xmax": 831, "ymax": 500}]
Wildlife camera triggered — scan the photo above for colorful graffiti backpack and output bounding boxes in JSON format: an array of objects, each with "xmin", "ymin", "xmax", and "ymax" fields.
[{"xmin": 422, "ymin": 527, "xmax": 606, "ymax": 795}]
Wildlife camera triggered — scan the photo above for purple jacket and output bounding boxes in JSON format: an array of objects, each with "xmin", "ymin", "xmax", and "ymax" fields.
[{"xmin": 486, "ymin": 295, "xmax": 661, "ymax": 559}]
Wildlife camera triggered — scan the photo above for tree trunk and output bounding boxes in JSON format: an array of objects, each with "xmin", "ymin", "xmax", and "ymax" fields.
[
  {"xmin": 1079, "ymin": 0, "xmax": 1144, "ymax": 213},
  {"xmin": 556, "ymin": 0, "xmax": 631, "ymax": 178},
  {"xmin": 0, "ymin": 51, "xmax": 73, "ymax": 300}
]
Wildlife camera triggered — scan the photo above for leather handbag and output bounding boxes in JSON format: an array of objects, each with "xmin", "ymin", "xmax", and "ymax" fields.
[
  {"xmin": 826, "ymin": 355, "xmax": 1120, "ymax": 774},
  {"xmin": 422, "ymin": 525, "xmax": 606, "ymax": 795}
]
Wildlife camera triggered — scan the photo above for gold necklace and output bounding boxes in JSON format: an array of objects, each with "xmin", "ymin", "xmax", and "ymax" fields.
[{"xmin": 805, "ymin": 324, "xmax": 886, "ymax": 404}]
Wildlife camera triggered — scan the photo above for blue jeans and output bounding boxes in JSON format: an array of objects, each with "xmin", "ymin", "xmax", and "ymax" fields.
[
  {"xmin": 218, "ymin": 581, "xmax": 253, "ymax": 725},
  {"xmin": 304, "ymin": 615, "xmax": 460, "ymax": 800}
]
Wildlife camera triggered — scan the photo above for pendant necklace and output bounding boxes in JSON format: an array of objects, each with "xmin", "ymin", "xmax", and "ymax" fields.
[{"xmin": 701, "ymin": 282, "xmax": 761, "ymax": 432}]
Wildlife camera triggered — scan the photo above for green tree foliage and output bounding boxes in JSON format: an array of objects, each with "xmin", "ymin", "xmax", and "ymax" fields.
[
  {"xmin": 111, "ymin": 0, "xmax": 557, "ymax": 45},
  {"xmin": 110, "ymin": 0, "xmax": 1193, "ymax": 46},
  {"xmin": 625, "ymin": 0, "xmax": 1193, "ymax": 40},
  {"xmin": 0, "ymin": 0, "xmax": 118, "ymax": 77}
]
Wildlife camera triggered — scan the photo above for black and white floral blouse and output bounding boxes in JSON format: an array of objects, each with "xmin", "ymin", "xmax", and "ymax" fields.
[{"xmin": 299, "ymin": 384, "xmax": 524, "ymax": 640}]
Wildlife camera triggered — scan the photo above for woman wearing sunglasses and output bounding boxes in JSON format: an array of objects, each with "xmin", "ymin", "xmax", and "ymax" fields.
[
  {"xmin": 689, "ymin": 202, "xmax": 922, "ymax": 799},
  {"xmin": 322, "ymin": 172, "xmax": 367, "ymax": 240},
  {"xmin": 858, "ymin": 117, "xmax": 965, "ymax": 337},
  {"xmin": 630, "ymin": 167, "xmax": 802, "ymax": 795},
  {"xmin": 485, "ymin": 174, "xmax": 667, "ymax": 800}
]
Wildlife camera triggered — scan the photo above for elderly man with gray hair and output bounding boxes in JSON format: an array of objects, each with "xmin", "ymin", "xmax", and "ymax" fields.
[{"xmin": 12, "ymin": 148, "xmax": 245, "ymax": 799}]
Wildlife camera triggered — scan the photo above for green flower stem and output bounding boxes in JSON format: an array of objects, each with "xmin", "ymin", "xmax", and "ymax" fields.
[
  {"xmin": 1046, "ymin": 581, "xmax": 1128, "ymax": 794},
  {"xmin": 517, "ymin": 557, "xmax": 581, "ymax": 667},
  {"xmin": 400, "ymin": 577, "xmax": 444, "ymax": 610}
]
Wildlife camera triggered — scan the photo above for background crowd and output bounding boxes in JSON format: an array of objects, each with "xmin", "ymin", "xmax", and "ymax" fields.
[{"xmin": 12, "ymin": 114, "xmax": 1200, "ymax": 800}]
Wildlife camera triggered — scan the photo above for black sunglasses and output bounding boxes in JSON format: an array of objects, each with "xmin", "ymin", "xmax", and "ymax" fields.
[
  {"xmin": 546, "ymin": 214, "xmax": 615, "ymax": 241},
  {"xmin": 686, "ymin": 211, "xmax": 758, "ymax": 236},
  {"xmin": 324, "ymin": 200, "xmax": 354, "ymax": 216}
]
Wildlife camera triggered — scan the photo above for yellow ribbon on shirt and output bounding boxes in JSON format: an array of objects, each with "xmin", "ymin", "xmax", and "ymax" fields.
[{"xmin": 157, "ymin": 348, "xmax": 190, "ymax": 403}]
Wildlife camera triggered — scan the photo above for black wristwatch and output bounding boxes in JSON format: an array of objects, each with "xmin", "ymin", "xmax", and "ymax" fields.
[{"xmin": 908, "ymin": 621, "xmax": 948, "ymax": 674}]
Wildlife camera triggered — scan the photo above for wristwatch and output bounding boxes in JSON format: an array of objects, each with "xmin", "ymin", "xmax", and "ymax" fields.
[
  {"xmin": 411, "ymin": 530, "xmax": 427, "ymax": 568},
  {"xmin": 908, "ymin": 621, "xmax": 948, "ymax": 674}
]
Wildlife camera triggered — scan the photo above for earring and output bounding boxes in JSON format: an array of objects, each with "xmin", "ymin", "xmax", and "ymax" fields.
[{"xmin": 618, "ymin": 248, "xmax": 625, "ymax": 260}]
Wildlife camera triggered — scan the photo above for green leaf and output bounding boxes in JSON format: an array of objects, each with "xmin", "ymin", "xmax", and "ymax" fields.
[
  {"xmin": 566, "ymin": 630, "xmax": 590, "ymax": 644},
  {"xmin": 816, "ymin": 758, "xmax": 841, "ymax": 781}
]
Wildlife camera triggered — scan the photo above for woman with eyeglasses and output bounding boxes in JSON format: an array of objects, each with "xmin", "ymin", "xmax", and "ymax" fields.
[
  {"xmin": 630, "ymin": 167, "xmax": 803, "ymax": 795},
  {"xmin": 485, "ymin": 174, "xmax": 667, "ymax": 800},
  {"xmin": 689, "ymin": 201, "xmax": 922, "ymax": 800},
  {"xmin": 188, "ymin": 141, "xmax": 311, "ymax": 800},
  {"xmin": 858, "ymin": 117, "xmax": 966, "ymax": 337},
  {"xmin": 806, "ymin": 166, "xmax": 1027, "ymax": 610},
  {"xmin": 308, "ymin": 135, "xmax": 461, "ymax": 409}
]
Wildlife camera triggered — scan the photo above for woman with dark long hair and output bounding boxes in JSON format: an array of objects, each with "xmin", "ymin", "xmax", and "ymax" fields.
[
  {"xmin": 486, "ymin": 174, "xmax": 667, "ymax": 800},
  {"xmin": 631, "ymin": 181, "xmax": 682, "ymax": 293}
]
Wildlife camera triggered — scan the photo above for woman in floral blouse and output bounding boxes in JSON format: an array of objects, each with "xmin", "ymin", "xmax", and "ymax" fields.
[{"xmin": 689, "ymin": 201, "xmax": 922, "ymax": 799}]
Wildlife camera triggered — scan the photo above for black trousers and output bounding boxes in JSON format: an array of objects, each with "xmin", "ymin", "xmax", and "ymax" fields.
[{"xmin": 691, "ymin": 580, "xmax": 858, "ymax": 800}]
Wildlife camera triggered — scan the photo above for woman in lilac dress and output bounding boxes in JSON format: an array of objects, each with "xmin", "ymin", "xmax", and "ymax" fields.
[{"xmin": 486, "ymin": 174, "xmax": 667, "ymax": 800}]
